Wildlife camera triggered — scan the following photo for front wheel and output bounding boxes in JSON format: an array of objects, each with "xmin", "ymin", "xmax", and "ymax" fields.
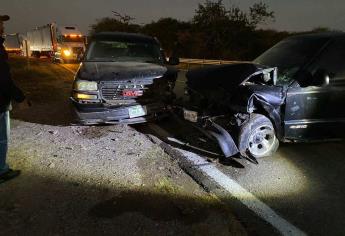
[{"xmin": 238, "ymin": 114, "xmax": 279, "ymax": 158}]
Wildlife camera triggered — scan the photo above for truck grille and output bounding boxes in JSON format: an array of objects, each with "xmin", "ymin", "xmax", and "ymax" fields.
[{"xmin": 100, "ymin": 81, "xmax": 150, "ymax": 100}]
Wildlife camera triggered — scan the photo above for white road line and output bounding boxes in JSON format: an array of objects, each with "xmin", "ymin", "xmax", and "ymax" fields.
[
  {"xmin": 149, "ymin": 123, "xmax": 306, "ymax": 236},
  {"xmin": 184, "ymin": 151, "xmax": 306, "ymax": 236}
]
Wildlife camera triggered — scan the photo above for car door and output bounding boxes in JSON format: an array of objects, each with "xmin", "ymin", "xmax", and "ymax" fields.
[{"xmin": 284, "ymin": 36, "xmax": 345, "ymax": 141}]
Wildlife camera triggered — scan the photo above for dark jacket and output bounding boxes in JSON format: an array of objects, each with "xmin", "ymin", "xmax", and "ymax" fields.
[{"xmin": 0, "ymin": 37, "xmax": 25, "ymax": 112}]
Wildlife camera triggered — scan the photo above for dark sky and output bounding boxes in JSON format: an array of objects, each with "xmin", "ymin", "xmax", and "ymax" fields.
[{"xmin": 2, "ymin": 0, "xmax": 345, "ymax": 35}]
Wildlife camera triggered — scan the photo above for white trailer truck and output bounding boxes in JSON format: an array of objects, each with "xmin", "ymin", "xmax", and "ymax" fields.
[
  {"xmin": 4, "ymin": 34, "xmax": 22, "ymax": 55},
  {"xmin": 27, "ymin": 23, "xmax": 85, "ymax": 63}
]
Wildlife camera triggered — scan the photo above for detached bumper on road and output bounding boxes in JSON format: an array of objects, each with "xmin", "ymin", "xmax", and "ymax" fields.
[
  {"xmin": 71, "ymin": 99, "xmax": 168, "ymax": 125},
  {"xmin": 175, "ymin": 106, "xmax": 239, "ymax": 158}
]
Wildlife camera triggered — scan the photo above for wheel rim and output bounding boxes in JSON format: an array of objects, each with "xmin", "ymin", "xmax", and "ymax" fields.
[{"xmin": 248, "ymin": 125, "xmax": 276, "ymax": 157}]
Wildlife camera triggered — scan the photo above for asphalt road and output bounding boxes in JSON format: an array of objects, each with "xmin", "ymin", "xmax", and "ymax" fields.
[
  {"xmin": 152, "ymin": 116, "xmax": 345, "ymax": 235},
  {"xmin": 65, "ymin": 63, "xmax": 345, "ymax": 235}
]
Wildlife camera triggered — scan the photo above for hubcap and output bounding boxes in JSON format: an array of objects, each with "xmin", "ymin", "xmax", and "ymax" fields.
[{"xmin": 248, "ymin": 125, "xmax": 276, "ymax": 157}]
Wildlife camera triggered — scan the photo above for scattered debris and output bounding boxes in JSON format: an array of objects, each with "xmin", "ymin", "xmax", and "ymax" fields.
[
  {"xmin": 48, "ymin": 130, "xmax": 58, "ymax": 135},
  {"xmin": 48, "ymin": 163, "xmax": 55, "ymax": 169}
]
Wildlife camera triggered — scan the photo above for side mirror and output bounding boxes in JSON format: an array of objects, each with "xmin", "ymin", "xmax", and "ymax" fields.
[
  {"xmin": 168, "ymin": 57, "xmax": 180, "ymax": 66},
  {"xmin": 312, "ymin": 69, "xmax": 330, "ymax": 87}
]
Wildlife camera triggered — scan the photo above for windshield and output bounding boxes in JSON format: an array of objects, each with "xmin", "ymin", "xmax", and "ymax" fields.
[
  {"xmin": 254, "ymin": 36, "xmax": 330, "ymax": 86},
  {"xmin": 86, "ymin": 40, "xmax": 162, "ymax": 63},
  {"xmin": 62, "ymin": 36, "xmax": 84, "ymax": 43}
]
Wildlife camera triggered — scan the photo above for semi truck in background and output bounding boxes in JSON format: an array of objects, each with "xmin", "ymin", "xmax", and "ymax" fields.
[
  {"xmin": 4, "ymin": 33, "xmax": 23, "ymax": 55},
  {"xmin": 27, "ymin": 23, "xmax": 86, "ymax": 63}
]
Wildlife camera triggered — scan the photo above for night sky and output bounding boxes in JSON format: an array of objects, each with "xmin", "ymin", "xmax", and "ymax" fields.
[{"xmin": 1, "ymin": 0, "xmax": 345, "ymax": 35}]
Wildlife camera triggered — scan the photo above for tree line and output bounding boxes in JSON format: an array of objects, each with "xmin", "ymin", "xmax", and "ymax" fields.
[{"xmin": 90, "ymin": 1, "xmax": 291, "ymax": 60}]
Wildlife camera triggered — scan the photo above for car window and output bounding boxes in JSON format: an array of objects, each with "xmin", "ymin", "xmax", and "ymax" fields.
[
  {"xmin": 308, "ymin": 38, "xmax": 345, "ymax": 86},
  {"xmin": 254, "ymin": 36, "xmax": 330, "ymax": 86}
]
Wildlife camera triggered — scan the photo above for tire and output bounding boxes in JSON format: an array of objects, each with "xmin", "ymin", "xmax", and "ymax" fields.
[{"xmin": 238, "ymin": 114, "xmax": 279, "ymax": 158}]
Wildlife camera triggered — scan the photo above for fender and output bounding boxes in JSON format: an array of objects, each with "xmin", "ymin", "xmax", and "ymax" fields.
[{"xmin": 248, "ymin": 93, "xmax": 285, "ymax": 140}]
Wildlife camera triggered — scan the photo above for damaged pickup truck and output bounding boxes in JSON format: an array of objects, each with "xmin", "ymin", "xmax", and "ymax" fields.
[
  {"xmin": 178, "ymin": 32, "xmax": 345, "ymax": 159},
  {"xmin": 71, "ymin": 32, "xmax": 179, "ymax": 124}
]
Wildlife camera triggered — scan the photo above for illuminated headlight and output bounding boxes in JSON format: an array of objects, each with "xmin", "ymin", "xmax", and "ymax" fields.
[
  {"xmin": 73, "ymin": 93, "xmax": 98, "ymax": 100},
  {"xmin": 74, "ymin": 80, "xmax": 98, "ymax": 91},
  {"xmin": 63, "ymin": 49, "xmax": 72, "ymax": 57}
]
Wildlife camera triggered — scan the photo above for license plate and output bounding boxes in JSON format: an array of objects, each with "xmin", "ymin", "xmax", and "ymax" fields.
[
  {"xmin": 183, "ymin": 109, "xmax": 198, "ymax": 122},
  {"xmin": 128, "ymin": 105, "xmax": 147, "ymax": 118}
]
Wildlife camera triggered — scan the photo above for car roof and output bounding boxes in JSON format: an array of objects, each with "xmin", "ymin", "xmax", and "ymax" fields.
[
  {"xmin": 286, "ymin": 32, "xmax": 345, "ymax": 41},
  {"xmin": 58, "ymin": 26, "xmax": 83, "ymax": 36},
  {"xmin": 91, "ymin": 32, "xmax": 159, "ymax": 44}
]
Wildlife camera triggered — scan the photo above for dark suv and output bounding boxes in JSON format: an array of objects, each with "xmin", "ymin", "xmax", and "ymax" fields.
[
  {"xmin": 179, "ymin": 32, "xmax": 345, "ymax": 159},
  {"xmin": 71, "ymin": 32, "xmax": 178, "ymax": 124}
]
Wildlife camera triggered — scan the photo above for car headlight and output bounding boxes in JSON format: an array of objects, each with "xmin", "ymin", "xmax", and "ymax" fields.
[
  {"xmin": 63, "ymin": 49, "xmax": 72, "ymax": 57},
  {"xmin": 74, "ymin": 80, "xmax": 98, "ymax": 91},
  {"xmin": 73, "ymin": 93, "xmax": 98, "ymax": 100}
]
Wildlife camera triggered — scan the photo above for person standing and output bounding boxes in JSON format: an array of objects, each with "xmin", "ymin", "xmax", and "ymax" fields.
[{"xmin": 0, "ymin": 14, "xmax": 26, "ymax": 183}]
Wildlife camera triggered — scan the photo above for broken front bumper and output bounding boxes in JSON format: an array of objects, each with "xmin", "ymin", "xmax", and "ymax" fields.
[
  {"xmin": 176, "ymin": 106, "xmax": 239, "ymax": 158},
  {"xmin": 71, "ymin": 99, "xmax": 168, "ymax": 125}
]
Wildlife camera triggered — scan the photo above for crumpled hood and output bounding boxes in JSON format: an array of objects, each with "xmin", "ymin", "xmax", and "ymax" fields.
[
  {"xmin": 186, "ymin": 62, "xmax": 270, "ymax": 90},
  {"xmin": 78, "ymin": 61, "xmax": 168, "ymax": 81},
  {"xmin": 184, "ymin": 62, "xmax": 283, "ymax": 113}
]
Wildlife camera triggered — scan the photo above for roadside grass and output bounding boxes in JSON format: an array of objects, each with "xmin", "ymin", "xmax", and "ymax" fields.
[
  {"xmin": 154, "ymin": 177, "xmax": 179, "ymax": 194},
  {"xmin": 154, "ymin": 177, "xmax": 222, "ymax": 208},
  {"xmin": 7, "ymin": 56, "xmax": 76, "ymax": 125},
  {"xmin": 10, "ymin": 57, "xmax": 48, "ymax": 80},
  {"xmin": 154, "ymin": 177, "xmax": 219, "ymax": 209},
  {"xmin": 9, "ymin": 56, "xmax": 73, "ymax": 82}
]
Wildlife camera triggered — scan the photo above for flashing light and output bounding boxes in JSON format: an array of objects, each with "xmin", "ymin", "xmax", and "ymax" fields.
[
  {"xmin": 63, "ymin": 49, "xmax": 71, "ymax": 57},
  {"xmin": 64, "ymin": 34, "xmax": 83, "ymax": 38}
]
